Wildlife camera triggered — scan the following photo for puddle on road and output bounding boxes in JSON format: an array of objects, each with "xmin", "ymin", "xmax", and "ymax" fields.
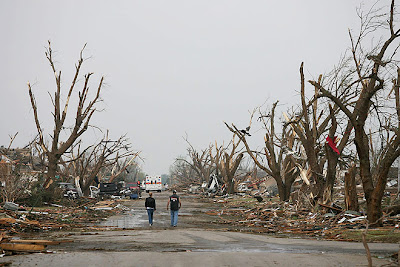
[
  {"xmin": 99, "ymin": 208, "xmax": 148, "ymax": 228},
  {"xmin": 194, "ymin": 247, "xmax": 317, "ymax": 254},
  {"xmin": 98, "ymin": 208, "xmax": 193, "ymax": 228}
]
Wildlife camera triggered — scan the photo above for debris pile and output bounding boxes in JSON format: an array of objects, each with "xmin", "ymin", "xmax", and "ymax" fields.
[
  {"xmin": 0, "ymin": 231, "xmax": 72, "ymax": 256},
  {"xmin": 0, "ymin": 198, "xmax": 130, "ymax": 257},
  {"xmin": 208, "ymin": 195, "xmax": 400, "ymax": 241},
  {"xmin": 0, "ymin": 199, "xmax": 128, "ymax": 234}
]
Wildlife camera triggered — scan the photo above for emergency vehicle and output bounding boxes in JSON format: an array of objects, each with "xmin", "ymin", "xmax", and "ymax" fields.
[{"xmin": 145, "ymin": 175, "xmax": 162, "ymax": 192}]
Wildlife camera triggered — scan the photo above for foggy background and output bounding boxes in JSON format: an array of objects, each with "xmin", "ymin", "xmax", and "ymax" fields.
[{"xmin": 0, "ymin": 0, "xmax": 375, "ymax": 175}]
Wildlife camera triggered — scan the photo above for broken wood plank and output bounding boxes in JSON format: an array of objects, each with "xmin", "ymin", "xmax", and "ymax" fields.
[
  {"xmin": 0, "ymin": 243, "xmax": 46, "ymax": 251},
  {"xmin": 0, "ymin": 231, "xmax": 6, "ymax": 242},
  {"xmin": 10, "ymin": 239, "xmax": 63, "ymax": 245},
  {"xmin": 0, "ymin": 218, "xmax": 16, "ymax": 224},
  {"xmin": 20, "ymin": 219, "xmax": 40, "ymax": 225},
  {"xmin": 384, "ymin": 204, "xmax": 400, "ymax": 216},
  {"xmin": 319, "ymin": 203, "xmax": 343, "ymax": 212}
]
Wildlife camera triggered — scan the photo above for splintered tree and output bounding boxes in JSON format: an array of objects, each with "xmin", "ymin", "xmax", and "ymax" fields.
[
  {"xmin": 210, "ymin": 137, "xmax": 244, "ymax": 194},
  {"xmin": 61, "ymin": 133, "xmax": 139, "ymax": 194},
  {"xmin": 225, "ymin": 103, "xmax": 299, "ymax": 201},
  {"xmin": 28, "ymin": 41, "xmax": 104, "ymax": 189},
  {"xmin": 177, "ymin": 137, "xmax": 214, "ymax": 184},
  {"xmin": 310, "ymin": 0, "xmax": 400, "ymax": 225},
  {"xmin": 286, "ymin": 63, "xmax": 354, "ymax": 204},
  {"xmin": 169, "ymin": 159, "xmax": 199, "ymax": 186}
]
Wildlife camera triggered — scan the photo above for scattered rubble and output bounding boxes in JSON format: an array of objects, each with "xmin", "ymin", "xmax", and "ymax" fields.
[
  {"xmin": 0, "ymin": 229, "xmax": 73, "ymax": 255},
  {"xmin": 0, "ymin": 197, "xmax": 130, "ymax": 256},
  {"xmin": 205, "ymin": 193, "xmax": 400, "ymax": 241}
]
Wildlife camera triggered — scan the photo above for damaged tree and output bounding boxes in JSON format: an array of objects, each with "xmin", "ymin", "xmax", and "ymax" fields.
[
  {"xmin": 286, "ymin": 64, "xmax": 354, "ymax": 204},
  {"xmin": 210, "ymin": 137, "xmax": 244, "ymax": 194},
  {"xmin": 177, "ymin": 136, "xmax": 214, "ymax": 184},
  {"xmin": 310, "ymin": 0, "xmax": 400, "ymax": 225},
  {"xmin": 61, "ymin": 133, "xmax": 139, "ymax": 194},
  {"xmin": 344, "ymin": 164, "xmax": 359, "ymax": 212},
  {"xmin": 28, "ymin": 41, "xmax": 104, "ymax": 189},
  {"xmin": 225, "ymin": 103, "xmax": 299, "ymax": 201},
  {"xmin": 169, "ymin": 159, "xmax": 199, "ymax": 187}
]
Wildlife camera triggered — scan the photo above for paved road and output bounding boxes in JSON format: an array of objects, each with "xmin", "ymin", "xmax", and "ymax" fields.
[{"xmin": 0, "ymin": 191, "xmax": 398, "ymax": 266}]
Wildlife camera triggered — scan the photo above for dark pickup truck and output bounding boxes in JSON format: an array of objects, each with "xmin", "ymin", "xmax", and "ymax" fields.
[{"xmin": 98, "ymin": 182, "xmax": 119, "ymax": 197}]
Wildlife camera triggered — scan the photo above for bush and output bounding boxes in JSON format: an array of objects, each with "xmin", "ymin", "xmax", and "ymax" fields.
[{"xmin": 22, "ymin": 182, "xmax": 63, "ymax": 206}]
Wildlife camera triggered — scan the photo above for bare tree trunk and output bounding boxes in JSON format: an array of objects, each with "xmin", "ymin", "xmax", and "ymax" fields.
[
  {"xmin": 279, "ymin": 182, "xmax": 292, "ymax": 202},
  {"xmin": 345, "ymin": 165, "xmax": 359, "ymax": 212},
  {"xmin": 225, "ymin": 152, "xmax": 243, "ymax": 194},
  {"xmin": 45, "ymin": 154, "xmax": 60, "ymax": 188},
  {"xmin": 323, "ymin": 153, "xmax": 338, "ymax": 205},
  {"xmin": 226, "ymin": 179, "xmax": 235, "ymax": 194},
  {"xmin": 323, "ymin": 105, "xmax": 340, "ymax": 204}
]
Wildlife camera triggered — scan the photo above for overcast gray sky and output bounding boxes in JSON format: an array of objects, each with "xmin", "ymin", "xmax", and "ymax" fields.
[{"xmin": 1, "ymin": 0, "xmax": 381, "ymax": 175}]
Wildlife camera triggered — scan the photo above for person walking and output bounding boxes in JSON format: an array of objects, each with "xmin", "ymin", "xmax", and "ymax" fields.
[
  {"xmin": 145, "ymin": 192, "xmax": 156, "ymax": 226},
  {"xmin": 167, "ymin": 190, "xmax": 181, "ymax": 227}
]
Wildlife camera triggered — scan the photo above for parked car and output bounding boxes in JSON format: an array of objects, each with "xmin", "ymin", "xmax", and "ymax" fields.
[
  {"xmin": 124, "ymin": 182, "xmax": 141, "ymax": 198},
  {"xmin": 58, "ymin": 182, "xmax": 79, "ymax": 199},
  {"xmin": 125, "ymin": 182, "xmax": 139, "ymax": 190}
]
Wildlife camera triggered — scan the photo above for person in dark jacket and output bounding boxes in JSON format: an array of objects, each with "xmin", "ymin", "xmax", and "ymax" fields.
[
  {"xmin": 167, "ymin": 190, "xmax": 181, "ymax": 227},
  {"xmin": 145, "ymin": 192, "xmax": 156, "ymax": 226}
]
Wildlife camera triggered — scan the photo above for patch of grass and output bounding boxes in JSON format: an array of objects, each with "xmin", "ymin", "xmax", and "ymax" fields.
[{"xmin": 339, "ymin": 229, "xmax": 400, "ymax": 243}]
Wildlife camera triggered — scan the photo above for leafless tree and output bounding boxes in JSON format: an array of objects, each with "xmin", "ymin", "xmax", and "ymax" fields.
[
  {"xmin": 176, "ymin": 136, "xmax": 214, "ymax": 184},
  {"xmin": 28, "ymin": 41, "xmax": 104, "ymax": 189},
  {"xmin": 210, "ymin": 137, "xmax": 244, "ymax": 194},
  {"xmin": 169, "ymin": 158, "xmax": 199, "ymax": 187},
  {"xmin": 286, "ymin": 63, "xmax": 354, "ymax": 204},
  {"xmin": 310, "ymin": 0, "xmax": 400, "ymax": 225},
  {"xmin": 225, "ymin": 103, "xmax": 299, "ymax": 201},
  {"xmin": 61, "ymin": 133, "xmax": 139, "ymax": 194}
]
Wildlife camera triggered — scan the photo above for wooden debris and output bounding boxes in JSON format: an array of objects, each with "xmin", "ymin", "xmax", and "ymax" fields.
[
  {"xmin": 0, "ymin": 231, "xmax": 6, "ymax": 242},
  {"xmin": 384, "ymin": 204, "xmax": 400, "ymax": 216},
  {"xmin": 319, "ymin": 203, "xmax": 342, "ymax": 212},
  {"xmin": 0, "ymin": 243, "xmax": 46, "ymax": 252},
  {"xmin": 205, "ymin": 194, "xmax": 400, "ymax": 241},
  {"xmin": 0, "ymin": 218, "xmax": 16, "ymax": 225},
  {"xmin": 9, "ymin": 239, "xmax": 68, "ymax": 245},
  {"xmin": 0, "ymin": 198, "xmax": 125, "ymax": 236}
]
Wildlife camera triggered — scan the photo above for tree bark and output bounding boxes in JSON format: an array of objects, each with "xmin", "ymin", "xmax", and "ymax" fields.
[{"xmin": 344, "ymin": 165, "xmax": 359, "ymax": 212}]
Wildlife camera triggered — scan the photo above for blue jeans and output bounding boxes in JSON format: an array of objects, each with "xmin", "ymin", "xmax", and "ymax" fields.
[
  {"xmin": 147, "ymin": 208, "xmax": 154, "ymax": 225},
  {"xmin": 170, "ymin": 210, "xmax": 179, "ymax": 226}
]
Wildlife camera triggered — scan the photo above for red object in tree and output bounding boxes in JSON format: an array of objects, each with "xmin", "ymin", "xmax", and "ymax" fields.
[{"xmin": 326, "ymin": 136, "xmax": 340, "ymax": 155}]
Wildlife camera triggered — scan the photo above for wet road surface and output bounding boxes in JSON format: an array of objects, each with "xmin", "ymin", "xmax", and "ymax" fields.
[
  {"xmin": 98, "ymin": 191, "xmax": 204, "ymax": 229},
  {"xmin": 0, "ymin": 191, "xmax": 398, "ymax": 266}
]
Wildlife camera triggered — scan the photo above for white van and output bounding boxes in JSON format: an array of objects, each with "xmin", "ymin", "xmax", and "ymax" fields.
[{"xmin": 145, "ymin": 175, "xmax": 162, "ymax": 192}]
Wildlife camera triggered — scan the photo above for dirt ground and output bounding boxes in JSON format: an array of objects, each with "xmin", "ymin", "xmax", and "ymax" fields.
[{"xmin": 0, "ymin": 191, "xmax": 399, "ymax": 266}]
